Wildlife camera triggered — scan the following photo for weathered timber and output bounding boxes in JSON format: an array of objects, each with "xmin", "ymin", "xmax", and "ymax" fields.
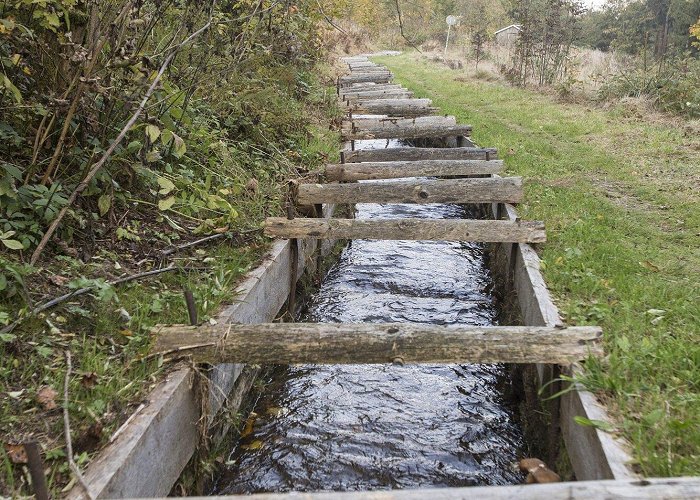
[
  {"xmin": 350, "ymin": 97, "xmax": 432, "ymax": 106},
  {"xmin": 344, "ymin": 146, "xmax": 499, "ymax": 162},
  {"xmin": 341, "ymin": 84, "xmax": 405, "ymax": 93},
  {"xmin": 343, "ymin": 91, "xmax": 413, "ymax": 101},
  {"xmin": 325, "ymin": 159, "xmax": 504, "ymax": 181},
  {"xmin": 343, "ymin": 116, "xmax": 472, "ymax": 140},
  {"xmin": 489, "ymin": 200, "xmax": 637, "ymax": 480},
  {"xmin": 151, "ymin": 323, "xmax": 602, "ymax": 365},
  {"xmin": 348, "ymin": 115, "xmax": 456, "ymax": 127},
  {"xmin": 339, "ymin": 73, "xmax": 392, "ymax": 85},
  {"xmin": 297, "ymin": 177, "xmax": 523, "ymax": 205},
  {"xmin": 168, "ymin": 477, "xmax": 700, "ymax": 500},
  {"xmin": 264, "ymin": 218, "xmax": 546, "ymax": 243},
  {"xmin": 349, "ymin": 99, "xmax": 438, "ymax": 117},
  {"xmin": 346, "ymin": 66, "xmax": 388, "ymax": 72}
]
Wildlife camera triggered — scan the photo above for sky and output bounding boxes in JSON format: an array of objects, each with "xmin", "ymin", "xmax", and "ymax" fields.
[{"xmin": 584, "ymin": 0, "xmax": 608, "ymax": 10}]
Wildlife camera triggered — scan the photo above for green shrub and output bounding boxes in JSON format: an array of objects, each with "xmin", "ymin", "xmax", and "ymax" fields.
[{"xmin": 597, "ymin": 56, "xmax": 700, "ymax": 117}]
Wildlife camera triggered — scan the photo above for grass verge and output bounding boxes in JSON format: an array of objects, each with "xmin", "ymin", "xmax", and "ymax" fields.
[{"xmin": 375, "ymin": 52, "xmax": 700, "ymax": 477}]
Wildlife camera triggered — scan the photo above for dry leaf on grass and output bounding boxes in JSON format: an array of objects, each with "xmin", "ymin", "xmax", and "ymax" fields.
[
  {"xmin": 4, "ymin": 443, "xmax": 27, "ymax": 464},
  {"xmin": 36, "ymin": 386, "xmax": 58, "ymax": 410}
]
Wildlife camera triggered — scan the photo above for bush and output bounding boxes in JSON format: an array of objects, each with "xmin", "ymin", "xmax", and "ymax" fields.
[{"xmin": 597, "ymin": 56, "xmax": 700, "ymax": 118}]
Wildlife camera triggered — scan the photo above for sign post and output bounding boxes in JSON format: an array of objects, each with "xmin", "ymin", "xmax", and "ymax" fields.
[{"xmin": 445, "ymin": 15, "xmax": 458, "ymax": 56}]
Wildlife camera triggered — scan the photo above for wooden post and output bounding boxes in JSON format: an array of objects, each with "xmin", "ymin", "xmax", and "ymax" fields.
[
  {"xmin": 286, "ymin": 181, "xmax": 298, "ymax": 320},
  {"xmin": 183, "ymin": 290, "xmax": 197, "ymax": 326},
  {"xmin": 24, "ymin": 441, "xmax": 49, "ymax": 500}
]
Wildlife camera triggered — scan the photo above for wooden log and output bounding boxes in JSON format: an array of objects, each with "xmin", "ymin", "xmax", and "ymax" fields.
[
  {"xmin": 339, "ymin": 73, "xmax": 392, "ymax": 85},
  {"xmin": 350, "ymin": 98, "xmax": 432, "ymax": 107},
  {"xmin": 343, "ymin": 116, "xmax": 472, "ymax": 140},
  {"xmin": 344, "ymin": 147, "xmax": 498, "ymax": 162},
  {"xmin": 347, "ymin": 66, "xmax": 388, "ymax": 72},
  {"xmin": 350, "ymin": 99, "xmax": 438, "ymax": 117},
  {"xmin": 343, "ymin": 70, "xmax": 391, "ymax": 76},
  {"xmin": 163, "ymin": 477, "xmax": 700, "ymax": 499},
  {"xmin": 341, "ymin": 84, "xmax": 406, "ymax": 94},
  {"xmin": 343, "ymin": 91, "xmax": 413, "ymax": 101},
  {"xmin": 151, "ymin": 323, "xmax": 602, "ymax": 365},
  {"xmin": 297, "ymin": 177, "xmax": 523, "ymax": 205},
  {"xmin": 352, "ymin": 107, "xmax": 437, "ymax": 118},
  {"xmin": 325, "ymin": 159, "xmax": 504, "ymax": 181},
  {"xmin": 264, "ymin": 218, "xmax": 546, "ymax": 243},
  {"xmin": 344, "ymin": 115, "xmax": 453, "ymax": 127}
]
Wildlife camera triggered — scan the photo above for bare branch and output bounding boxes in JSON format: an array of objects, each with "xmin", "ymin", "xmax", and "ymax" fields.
[
  {"xmin": 30, "ymin": 2, "xmax": 218, "ymax": 266},
  {"xmin": 394, "ymin": 0, "xmax": 422, "ymax": 53},
  {"xmin": 64, "ymin": 351, "xmax": 94, "ymax": 500}
]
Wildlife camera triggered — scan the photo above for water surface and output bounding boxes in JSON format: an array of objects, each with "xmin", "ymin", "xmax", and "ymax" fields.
[{"xmin": 214, "ymin": 139, "xmax": 524, "ymax": 494}]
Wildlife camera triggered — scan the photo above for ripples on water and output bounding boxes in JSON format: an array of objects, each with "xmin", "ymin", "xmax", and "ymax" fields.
[{"xmin": 214, "ymin": 139, "xmax": 525, "ymax": 494}]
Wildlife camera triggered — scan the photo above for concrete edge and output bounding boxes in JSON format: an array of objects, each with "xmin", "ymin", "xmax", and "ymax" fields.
[
  {"xmin": 67, "ymin": 213, "xmax": 335, "ymax": 499},
  {"xmin": 490, "ymin": 199, "xmax": 637, "ymax": 481}
]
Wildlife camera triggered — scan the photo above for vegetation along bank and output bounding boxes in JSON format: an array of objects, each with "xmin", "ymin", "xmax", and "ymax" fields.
[{"xmin": 0, "ymin": 1, "xmax": 346, "ymax": 496}]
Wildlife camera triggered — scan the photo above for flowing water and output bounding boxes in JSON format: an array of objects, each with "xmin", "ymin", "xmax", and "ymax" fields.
[{"xmin": 213, "ymin": 139, "xmax": 525, "ymax": 494}]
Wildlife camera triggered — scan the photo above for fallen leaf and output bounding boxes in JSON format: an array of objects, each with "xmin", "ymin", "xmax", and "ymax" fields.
[
  {"xmin": 241, "ymin": 440, "xmax": 263, "ymax": 450},
  {"xmin": 245, "ymin": 178, "xmax": 259, "ymax": 193},
  {"xmin": 640, "ymin": 260, "xmax": 660, "ymax": 272},
  {"xmin": 519, "ymin": 458, "xmax": 560, "ymax": 484},
  {"xmin": 240, "ymin": 412, "xmax": 258, "ymax": 438},
  {"xmin": 81, "ymin": 372, "xmax": 99, "ymax": 389},
  {"xmin": 49, "ymin": 275, "xmax": 69, "ymax": 286},
  {"xmin": 646, "ymin": 309, "xmax": 666, "ymax": 316},
  {"xmin": 4, "ymin": 443, "xmax": 27, "ymax": 464},
  {"xmin": 36, "ymin": 386, "xmax": 58, "ymax": 410}
]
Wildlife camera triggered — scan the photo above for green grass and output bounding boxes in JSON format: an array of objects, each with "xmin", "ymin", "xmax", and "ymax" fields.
[
  {"xmin": 0, "ymin": 242, "xmax": 263, "ymax": 495},
  {"xmin": 375, "ymin": 53, "xmax": 700, "ymax": 477}
]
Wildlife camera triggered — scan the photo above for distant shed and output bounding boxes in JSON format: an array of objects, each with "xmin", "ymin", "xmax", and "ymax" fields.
[{"xmin": 494, "ymin": 24, "xmax": 522, "ymax": 45}]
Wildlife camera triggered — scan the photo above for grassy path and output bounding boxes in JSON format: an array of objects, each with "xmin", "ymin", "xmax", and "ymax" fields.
[{"xmin": 375, "ymin": 53, "xmax": 700, "ymax": 477}]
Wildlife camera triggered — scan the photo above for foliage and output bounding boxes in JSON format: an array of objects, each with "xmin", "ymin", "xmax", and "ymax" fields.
[
  {"xmin": 597, "ymin": 55, "xmax": 700, "ymax": 117},
  {"xmin": 0, "ymin": 1, "xmax": 342, "ymax": 495},
  {"xmin": 344, "ymin": 0, "xmax": 507, "ymax": 50},
  {"xmin": 691, "ymin": 17, "xmax": 700, "ymax": 49},
  {"xmin": 0, "ymin": 0, "xmax": 336, "ymax": 267},
  {"xmin": 577, "ymin": 0, "xmax": 700, "ymax": 56},
  {"xmin": 506, "ymin": 0, "xmax": 586, "ymax": 86}
]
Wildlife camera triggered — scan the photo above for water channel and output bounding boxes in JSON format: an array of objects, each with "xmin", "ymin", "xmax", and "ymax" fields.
[{"xmin": 213, "ymin": 139, "xmax": 526, "ymax": 494}]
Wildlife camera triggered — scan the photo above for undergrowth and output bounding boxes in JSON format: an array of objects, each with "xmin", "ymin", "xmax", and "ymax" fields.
[{"xmin": 0, "ymin": 1, "xmax": 345, "ymax": 496}]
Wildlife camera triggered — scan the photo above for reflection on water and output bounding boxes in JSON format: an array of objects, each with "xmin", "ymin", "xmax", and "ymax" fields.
[{"xmin": 213, "ymin": 139, "xmax": 524, "ymax": 494}]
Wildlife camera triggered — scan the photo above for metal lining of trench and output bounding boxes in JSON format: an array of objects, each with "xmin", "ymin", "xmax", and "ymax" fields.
[{"xmin": 212, "ymin": 133, "xmax": 527, "ymax": 494}]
